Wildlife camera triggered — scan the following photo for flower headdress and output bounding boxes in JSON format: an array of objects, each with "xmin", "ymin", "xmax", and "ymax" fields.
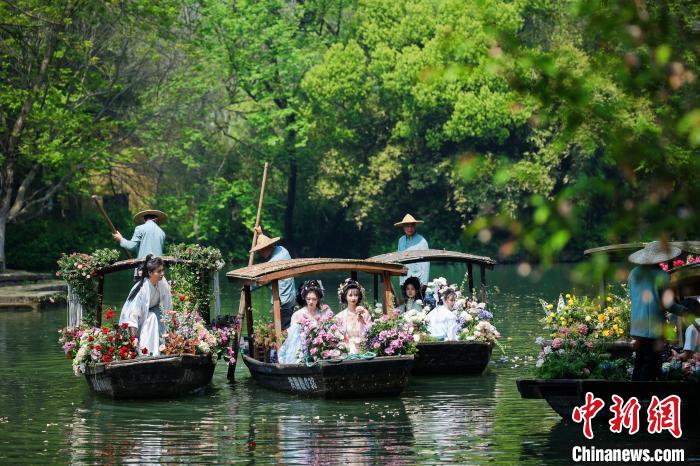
[
  {"xmin": 297, "ymin": 279, "xmax": 325, "ymax": 305},
  {"xmin": 337, "ymin": 278, "xmax": 365, "ymax": 304}
]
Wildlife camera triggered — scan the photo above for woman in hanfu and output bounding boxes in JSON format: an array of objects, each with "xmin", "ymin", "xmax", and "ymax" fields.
[
  {"xmin": 397, "ymin": 276, "xmax": 424, "ymax": 314},
  {"xmin": 426, "ymin": 288, "xmax": 460, "ymax": 341},
  {"xmin": 334, "ymin": 279, "xmax": 372, "ymax": 354},
  {"xmin": 119, "ymin": 255, "xmax": 172, "ymax": 356},
  {"xmin": 278, "ymin": 280, "xmax": 329, "ymax": 364}
]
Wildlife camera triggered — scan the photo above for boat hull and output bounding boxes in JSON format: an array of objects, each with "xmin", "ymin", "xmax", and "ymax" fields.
[
  {"xmin": 242, "ymin": 354, "xmax": 414, "ymax": 398},
  {"xmin": 84, "ymin": 354, "xmax": 216, "ymax": 399},
  {"xmin": 516, "ymin": 378, "xmax": 700, "ymax": 422},
  {"xmin": 412, "ymin": 341, "xmax": 493, "ymax": 375}
]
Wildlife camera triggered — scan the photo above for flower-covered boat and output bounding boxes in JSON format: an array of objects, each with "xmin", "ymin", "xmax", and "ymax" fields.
[
  {"xmin": 227, "ymin": 258, "xmax": 414, "ymax": 398},
  {"xmin": 517, "ymin": 242, "xmax": 700, "ymax": 421},
  {"xmin": 368, "ymin": 249, "xmax": 499, "ymax": 375},
  {"xmin": 58, "ymin": 245, "xmax": 237, "ymax": 399}
]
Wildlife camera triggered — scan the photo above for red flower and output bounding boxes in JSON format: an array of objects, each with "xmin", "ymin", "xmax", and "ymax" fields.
[
  {"xmin": 129, "ymin": 336, "xmax": 136, "ymax": 342},
  {"xmin": 121, "ymin": 323, "xmax": 128, "ymax": 329},
  {"xmin": 142, "ymin": 347, "xmax": 149, "ymax": 355},
  {"xmin": 107, "ymin": 336, "xmax": 114, "ymax": 342},
  {"xmin": 179, "ymin": 295, "xmax": 186, "ymax": 302},
  {"xmin": 88, "ymin": 335, "xmax": 95, "ymax": 342},
  {"xmin": 105, "ymin": 309, "xmax": 115, "ymax": 320},
  {"xmin": 89, "ymin": 344, "xmax": 95, "ymax": 350},
  {"xmin": 102, "ymin": 355, "xmax": 112, "ymax": 363},
  {"xmin": 102, "ymin": 327, "xmax": 110, "ymax": 335},
  {"xmin": 673, "ymin": 259, "xmax": 685, "ymax": 268},
  {"xmin": 108, "ymin": 346, "xmax": 115, "ymax": 354},
  {"xmin": 95, "ymin": 345, "xmax": 102, "ymax": 351}
]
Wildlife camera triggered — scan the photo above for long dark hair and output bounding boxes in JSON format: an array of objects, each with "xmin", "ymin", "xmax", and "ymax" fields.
[
  {"xmin": 401, "ymin": 276, "xmax": 423, "ymax": 301},
  {"xmin": 128, "ymin": 255, "xmax": 164, "ymax": 301},
  {"xmin": 339, "ymin": 278, "xmax": 364, "ymax": 305},
  {"xmin": 296, "ymin": 280, "xmax": 324, "ymax": 306}
]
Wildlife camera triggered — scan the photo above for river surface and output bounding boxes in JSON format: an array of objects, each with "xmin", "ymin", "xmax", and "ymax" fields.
[{"xmin": 0, "ymin": 264, "xmax": 697, "ymax": 464}]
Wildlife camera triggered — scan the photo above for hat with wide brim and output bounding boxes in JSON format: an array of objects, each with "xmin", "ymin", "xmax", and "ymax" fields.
[
  {"xmin": 628, "ymin": 241, "xmax": 682, "ymax": 265},
  {"xmin": 394, "ymin": 213, "xmax": 424, "ymax": 227},
  {"xmin": 249, "ymin": 234, "xmax": 281, "ymax": 253},
  {"xmin": 134, "ymin": 209, "xmax": 167, "ymax": 225}
]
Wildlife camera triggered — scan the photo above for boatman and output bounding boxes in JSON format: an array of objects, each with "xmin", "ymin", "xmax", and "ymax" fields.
[
  {"xmin": 252, "ymin": 226, "xmax": 297, "ymax": 330},
  {"xmin": 113, "ymin": 209, "xmax": 167, "ymax": 259},
  {"xmin": 627, "ymin": 241, "xmax": 689, "ymax": 381},
  {"xmin": 395, "ymin": 213, "xmax": 429, "ymax": 285}
]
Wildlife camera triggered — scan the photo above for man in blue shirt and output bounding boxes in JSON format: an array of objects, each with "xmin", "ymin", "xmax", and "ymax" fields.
[
  {"xmin": 395, "ymin": 213, "xmax": 430, "ymax": 285},
  {"xmin": 252, "ymin": 227, "xmax": 296, "ymax": 330},
  {"xmin": 628, "ymin": 241, "xmax": 688, "ymax": 380},
  {"xmin": 113, "ymin": 209, "xmax": 166, "ymax": 258}
]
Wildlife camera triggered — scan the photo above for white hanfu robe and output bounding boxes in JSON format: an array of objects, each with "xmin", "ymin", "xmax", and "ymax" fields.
[
  {"xmin": 426, "ymin": 305, "xmax": 459, "ymax": 341},
  {"xmin": 119, "ymin": 278, "xmax": 172, "ymax": 356},
  {"xmin": 398, "ymin": 233, "xmax": 430, "ymax": 285},
  {"xmin": 278, "ymin": 306, "xmax": 323, "ymax": 364}
]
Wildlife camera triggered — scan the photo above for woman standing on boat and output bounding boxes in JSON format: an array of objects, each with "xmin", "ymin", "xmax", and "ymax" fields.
[
  {"xmin": 395, "ymin": 213, "xmax": 430, "ymax": 285},
  {"xmin": 397, "ymin": 276, "xmax": 424, "ymax": 314},
  {"xmin": 335, "ymin": 279, "xmax": 372, "ymax": 354},
  {"xmin": 119, "ymin": 255, "xmax": 172, "ymax": 356},
  {"xmin": 426, "ymin": 288, "xmax": 460, "ymax": 341},
  {"xmin": 628, "ymin": 242, "xmax": 688, "ymax": 380},
  {"xmin": 278, "ymin": 280, "xmax": 330, "ymax": 364}
]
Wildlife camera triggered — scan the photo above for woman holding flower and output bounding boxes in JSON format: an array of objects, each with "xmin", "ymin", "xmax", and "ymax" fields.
[
  {"xmin": 278, "ymin": 280, "xmax": 330, "ymax": 364},
  {"xmin": 334, "ymin": 279, "xmax": 372, "ymax": 353},
  {"xmin": 426, "ymin": 288, "xmax": 460, "ymax": 341},
  {"xmin": 119, "ymin": 255, "xmax": 172, "ymax": 356},
  {"xmin": 397, "ymin": 276, "xmax": 424, "ymax": 314}
]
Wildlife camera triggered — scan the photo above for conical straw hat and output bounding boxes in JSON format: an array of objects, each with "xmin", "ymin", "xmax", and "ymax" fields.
[
  {"xmin": 394, "ymin": 213, "xmax": 424, "ymax": 227},
  {"xmin": 134, "ymin": 209, "xmax": 167, "ymax": 225},
  {"xmin": 628, "ymin": 241, "xmax": 681, "ymax": 265},
  {"xmin": 249, "ymin": 234, "xmax": 281, "ymax": 253}
]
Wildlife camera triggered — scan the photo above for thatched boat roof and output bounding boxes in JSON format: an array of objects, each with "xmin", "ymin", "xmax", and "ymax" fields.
[
  {"xmin": 584, "ymin": 241, "xmax": 700, "ymax": 257},
  {"xmin": 368, "ymin": 249, "xmax": 496, "ymax": 268}
]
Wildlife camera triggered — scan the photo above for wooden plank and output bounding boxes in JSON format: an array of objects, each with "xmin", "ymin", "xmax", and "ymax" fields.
[
  {"xmin": 244, "ymin": 286, "xmax": 253, "ymax": 338},
  {"xmin": 96, "ymin": 275, "xmax": 104, "ymax": 327},
  {"xmin": 373, "ymin": 273, "xmax": 379, "ymax": 304},
  {"xmin": 382, "ymin": 272, "xmax": 392, "ymax": 314},
  {"xmin": 271, "ymin": 280, "xmax": 282, "ymax": 342},
  {"xmin": 467, "ymin": 263, "xmax": 474, "ymax": 298},
  {"xmin": 96, "ymin": 256, "xmax": 183, "ymax": 275},
  {"xmin": 479, "ymin": 264, "xmax": 487, "ymax": 303}
]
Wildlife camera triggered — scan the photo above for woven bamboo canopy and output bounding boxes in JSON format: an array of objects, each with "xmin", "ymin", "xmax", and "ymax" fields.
[
  {"xmin": 226, "ymin": 258, "xmax": 408, "ymax": 286},
  {"xmin": 95, "ymin": 256, "xmax": 184, "ymax": 275},
  {"xmin": 584, "ymin": 241, "xmax": 700, "ymax": 257},
  {"xmin": 368, "ymin": 249, "xmax": 496, "ymax": 268}
]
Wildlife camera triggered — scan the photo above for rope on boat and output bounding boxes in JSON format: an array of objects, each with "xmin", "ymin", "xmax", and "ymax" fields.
[{"xmin": 304, "ymin": 352, "xmax": 376, "ymax": 367}]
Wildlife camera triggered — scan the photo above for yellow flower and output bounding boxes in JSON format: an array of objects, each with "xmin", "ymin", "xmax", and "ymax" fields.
[
  {"xmin": 602, "ymin": 330, "xmax": 611, "ymax": 337},
  {"xmin": 606, "ymin": 296, "xmax": 612, "ymax": 302},
  {"xmin": 566, "ymin": 293, "xmax": 571, "ymax": 299},
  {"xmin": 598, "ymin": 314, "xmax": 605, "ymax": 323},
  {"xmin": 549, "ymin": 312, "xmax": 555, "ymax": 318},
  {"xmin": 585, "ymin": 315, "xmax": 591, "ymax": 322},
  {"xmin": 547, "ymin": 304, "xmax": 554, "ymax": 310}
]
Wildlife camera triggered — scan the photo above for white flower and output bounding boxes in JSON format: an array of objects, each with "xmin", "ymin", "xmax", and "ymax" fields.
[
  {"xmin": 415, "ymin": 299, "xmax": 423, "ymax": 305},
  {"xmin": 535, "ymin": 336, "xmax": 545, "ymax": 345},
  {"xmin": 414, "ymin": 334, "xmax": 421, "ymax": 343},
  {"xmin": 535, "ymin": 359, "xmax": 544, "ymax": 368},
  {"xmin": 543, "ymin": 346, "xmax": 552, "ymax": 355}
]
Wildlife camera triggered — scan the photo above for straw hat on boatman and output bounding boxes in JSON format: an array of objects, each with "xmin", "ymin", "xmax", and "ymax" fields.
[
  {"xmin": 627, "ymin": 241, "xmax": 689, "ymax": 381},
  {"xmin": 394, "ymin": 213, "xmax": 430, "ymax": 285},
  {"xmin": 251, "ymin": 226, "xmax": 296, "ymax": 330},
  {"xmin": 113, "ymin": 209, "xmax": 167, "ymax": 259}
]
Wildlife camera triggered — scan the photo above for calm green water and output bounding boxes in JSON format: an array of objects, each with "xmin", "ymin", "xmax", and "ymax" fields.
[{"xmin": 1, "ymin": 264, "xmax": 697, "ymax": 464}]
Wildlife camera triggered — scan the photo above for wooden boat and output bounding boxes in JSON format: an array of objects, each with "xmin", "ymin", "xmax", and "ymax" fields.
[
  {"xmin": 517, "ymin": 242, "xmax": 700, "ymax": 419},
  {"xmin": 227, "ymin": 258, "xmax": 415, "ymax": 397},
  {"xmin": 77, "ymin": 257, "xmax": 224, "ymax": 398},
  {"xmin": 368, "ymin": 249, "xmax": 498, "ymax": 375},
  {"xmin": 516, "ymin": 378, "xmax": 700, "ymax": 423},
  {"xmin": 84, "ymin": 354, "xmax": 216, "ymax": 399}
]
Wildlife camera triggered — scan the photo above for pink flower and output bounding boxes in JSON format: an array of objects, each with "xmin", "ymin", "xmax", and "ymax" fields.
[
  {"xmin": 578, "ymin": 324, "xmax": 589, "ymax": 335},
  {"xmin": 373, "ymin": 342, "xmax": 380, "ymax": 349},
  {"xmin": 551, "ymin": 338, "xmax": 563, "ymax": 349},
  {"xmin": 559, "ymin": 327, "xmax": 570, "ymax": 336},
  {"xmin": 310, "ymin": 347, "xmax": 318, "ymax": 355},
  {"xmin": 659, "ymin": 262, "xmax": 669, "ymax": 271}
]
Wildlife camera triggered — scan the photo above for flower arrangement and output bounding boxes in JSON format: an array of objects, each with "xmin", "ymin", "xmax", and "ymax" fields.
[
  {"xmin": 168, "ymin": 244, "xmax": 225, "ymax": 323},
  {"xmin": 539, "ymin": 289, "xmax": 630, "ymax": 342},
  {"xmin": 161, "ymin": 308, "xmax": 236, "ymax": 364},
  {"xmin": 662, "ymin": 352, "xmax": 700, "ymax": 381},
  {"xmin": 299, "ymin": 310, "xmax": 347, "ymax": 361},
  {"xmin": 659, "ymin": 255, "xmax": 700, "ymax": 271},
  {"xmin": 56, "ymin": 249, "xmax": 121, "ymax": 325},
  {"xmin": 401, "ymin": 307, "xmax": 429, "ymax": 341},
  {"xmin": 363, "ymin": 311, "xmax": 417, "ymax": 356},
  {"xmin": 64, "ymin": 309, "xmax": 140, "ymax": 376},
  {"xmin": 252, "ymin": 318, "xmax": 284, "ymax": 362},
  {"xmin": 533, "ymin": 335, "xmax": 633, "ymax": 380}
]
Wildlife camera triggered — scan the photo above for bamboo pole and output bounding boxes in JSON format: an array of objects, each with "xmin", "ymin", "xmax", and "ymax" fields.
[{"xmin": 91, "ymin": 195, "xmax": 132, "ymax": 259}]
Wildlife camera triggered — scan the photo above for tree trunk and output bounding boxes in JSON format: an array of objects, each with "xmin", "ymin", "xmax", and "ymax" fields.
[
  {"xmin": 0, "ymin": 214, "xmax": 7, "ymax": 273},
  {"xmin": 284, "ymin": 154, "xmax": 297, "ymax": 247}
]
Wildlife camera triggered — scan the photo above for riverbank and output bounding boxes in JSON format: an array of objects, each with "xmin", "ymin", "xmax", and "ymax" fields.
[{"xmin": 0, "ymin": 270, "xmax": 66, "ymax": 311}]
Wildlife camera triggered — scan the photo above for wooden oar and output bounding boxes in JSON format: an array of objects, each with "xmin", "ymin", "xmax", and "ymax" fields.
[
  {"xmin": 91, "ymin": 195, "xmax": 132, "ymax": 259},
  {"xmin": 229, "ymin": 162, "xmax": 269, "ymax": 380}
]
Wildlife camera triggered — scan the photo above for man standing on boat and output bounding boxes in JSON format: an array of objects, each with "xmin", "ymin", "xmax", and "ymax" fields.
[
  {"xmin": 113, "ymin": 209, "xmax": 167, "ymax": 259},
  {"xmin": 628, "ymin": 241, "xmax": 689, "ymax": 381},
  {"xmin": 252, "ymin": 226, "xmax": 296, "ymax": 330},
  {"xmin": 395, "ymin": 213, "xmax": 430, "ymax": 285}
]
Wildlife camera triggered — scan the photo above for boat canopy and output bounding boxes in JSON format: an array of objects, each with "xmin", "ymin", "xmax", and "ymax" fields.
[
  {"xmin": 95, "ymin": 256, "xmax": 184, "ymax": 275},
  {"xmin": 584, "ymin": 241, "xmax": 700, "ymax": 257},
  {"xmin": 368, "ymin": 249, "xmax": 496, "ymax": 268},
  {"xmin": 227, "ymin": 258, "xmax": 407, "ymax": 286}
]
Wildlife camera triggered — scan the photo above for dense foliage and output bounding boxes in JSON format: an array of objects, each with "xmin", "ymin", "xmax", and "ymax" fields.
[{"xmin": 3, "ymin": 0, "xmax": 699, "ymax": 272}]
